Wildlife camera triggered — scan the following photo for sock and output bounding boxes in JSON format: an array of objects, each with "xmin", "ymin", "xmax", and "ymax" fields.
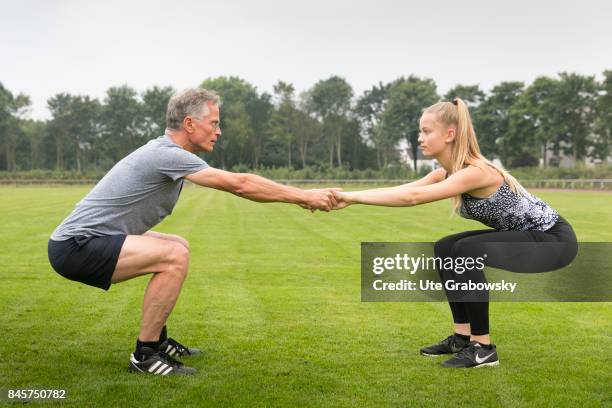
[
  {"xmin": 160, "ymin": 326, "xmax": 168, "ymax": 343},
  {"xmin": 454, "ymin": 333, "xmax": 470, "ymax": 342},
  {"xmin": 135, "ymin": 338, "xmax": 160, "ymax": 361}
]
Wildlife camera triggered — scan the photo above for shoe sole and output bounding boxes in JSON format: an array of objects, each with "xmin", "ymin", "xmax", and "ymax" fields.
[
  {"xmin": 442, "ymin": 360, "xmax": 500, "ymax": 368},
  {"xmin": 472, "ymin": 360, "xmax": 499, "ymax": 368},
  {"xmin": 128, "ymin": 362, "xmax": 196, "ymax": 376},
  {"xmin": 420, "ymin": 350, "xmax": 462, "ymax": 357},
  {"xmin": 128, "ymin": 362, "xmax": 146, "ymax": 373}
]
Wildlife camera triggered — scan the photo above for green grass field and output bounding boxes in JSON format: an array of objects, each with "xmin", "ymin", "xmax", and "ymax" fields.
[{"xmin": 1, "ymin": 185, "xmax": 611, "ymax": 407}]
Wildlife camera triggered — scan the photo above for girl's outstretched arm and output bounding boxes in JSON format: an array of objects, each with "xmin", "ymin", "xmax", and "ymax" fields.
[{"xmin": 334, "ymin": 166, "xmax": 489, "ymax": 208}]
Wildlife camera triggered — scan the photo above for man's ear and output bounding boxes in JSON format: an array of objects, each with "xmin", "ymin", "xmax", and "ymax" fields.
[{"xmin": 183, "ymin": 116, "xmax": 194, "ymax": 133}]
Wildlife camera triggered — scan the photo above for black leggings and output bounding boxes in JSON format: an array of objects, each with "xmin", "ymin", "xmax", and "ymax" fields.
[{"xmin": 433, "ymin": 215, "xmax": 577, "ymax": 335}]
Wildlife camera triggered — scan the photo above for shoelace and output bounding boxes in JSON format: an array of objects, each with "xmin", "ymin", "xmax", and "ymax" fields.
[
  {"xmin": 440, "ymin": 335, "xmax": 458, "ymax": 349},
  {"xmin": 167, "ymin": 337, "xmax": 189, "ymax": 355},
  {"xmin": 454, "ymin": 344, "xmax": 478, "ymax": 359},
  {"xmin": 157, "ymin": 350, "xmax": 184, "ymax": 367},
  {"xmin": 441, "ymin": 335, "xmax": 454, "ymax": 346}
]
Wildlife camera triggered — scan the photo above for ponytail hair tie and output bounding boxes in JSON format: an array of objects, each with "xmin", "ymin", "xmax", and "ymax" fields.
[{"xmin": 452, "ymin": 98, "xmax": 459, "ymax": 106}]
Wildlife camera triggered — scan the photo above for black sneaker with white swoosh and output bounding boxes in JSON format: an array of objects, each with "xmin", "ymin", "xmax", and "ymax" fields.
[
  {"xmin": 129, "ymin": 346, "xmax": 197, "ymax": 376},
  {"xmin": 441, "ymin": 341, "xmax": 499, "ymax": 368}
]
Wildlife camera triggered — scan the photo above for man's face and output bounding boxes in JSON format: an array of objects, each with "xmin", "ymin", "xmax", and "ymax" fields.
[{"xmin": 186, "ymin": 102, "xmax": 221, "ymax": 153}]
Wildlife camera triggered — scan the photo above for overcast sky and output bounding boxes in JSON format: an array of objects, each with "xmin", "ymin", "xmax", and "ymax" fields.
[{"xmin": 1, "ymin": 0, "xmax": 610, "ymax": 119}]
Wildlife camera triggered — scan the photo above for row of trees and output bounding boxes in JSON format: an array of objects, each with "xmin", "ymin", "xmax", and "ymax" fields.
[{"xmin": 0, "ymin": 71, "xmax": 610, "ymax": 173}]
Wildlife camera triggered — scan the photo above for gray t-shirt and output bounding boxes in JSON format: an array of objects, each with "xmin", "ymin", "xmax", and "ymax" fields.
[{"xmin": 51, "ymin": 135, "xmax": 209, "ymax": 240}]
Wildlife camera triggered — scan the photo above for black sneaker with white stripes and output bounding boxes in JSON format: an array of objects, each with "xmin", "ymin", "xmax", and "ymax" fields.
[
  {"xmin": 420, "ymin": 333, "xmax": 470, "ymax": 356},
  {"xmin": 159, "ymin": 337, "xmax": 202, "ymax": 357},
  {"xmin": 442, "ymin": 341, "xmax": 499, "ymax": 368},
  {"xmin": 129, "ymin": 347, "xmax": 197, "ymax": 376}
]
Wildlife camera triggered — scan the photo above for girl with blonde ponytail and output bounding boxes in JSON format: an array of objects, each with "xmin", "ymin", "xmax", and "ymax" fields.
[
  {"xmin": 332, "ymin": 97, "xmax": 577, "ymax": 368},
  {"xmin": 431, "ymin": 98, "xmax": 528, "ymax": 214}
]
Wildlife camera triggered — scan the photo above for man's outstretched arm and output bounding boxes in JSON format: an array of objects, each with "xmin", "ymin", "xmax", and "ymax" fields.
[{"xmin": 185, "ymin": 167, "xmax": 337, "ymax": 211}]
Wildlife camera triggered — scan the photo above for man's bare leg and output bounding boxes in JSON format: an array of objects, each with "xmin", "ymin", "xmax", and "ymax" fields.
[
  {"xmin": 143, "ymin": 230, "xmax": 189, "ymax": 250},
  {"xmin": 111, "ymin": 234, "xmax": 190, "ymax": 341},
  {"xmin": 138, "ymin": 265, "xmax": 188, "ymax": 341}
]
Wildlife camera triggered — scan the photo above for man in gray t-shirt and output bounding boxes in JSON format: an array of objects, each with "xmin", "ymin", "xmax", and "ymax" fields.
[
  {"xmin": 51, "ymin": 134, "xmax": 209, "ymax": 240},
  {"xmin": 47, "ymin": 88, "xmax": 337, "ymax": 376}
]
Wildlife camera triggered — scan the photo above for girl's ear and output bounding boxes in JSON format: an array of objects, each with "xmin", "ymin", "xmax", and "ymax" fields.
[{"xmin": 446, "ymin": 128, "xmax": 456, "ymax": 144}]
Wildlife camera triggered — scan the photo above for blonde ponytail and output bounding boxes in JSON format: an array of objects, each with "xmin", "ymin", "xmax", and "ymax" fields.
[{"xmin": 423, "ymin": 98, "xmax": 527, "ymax": 214}]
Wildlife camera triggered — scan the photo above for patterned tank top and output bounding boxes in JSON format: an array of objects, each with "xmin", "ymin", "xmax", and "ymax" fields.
[{"xmin": 459, "ymin": 181, "xmax": 559, "ymax": 232}]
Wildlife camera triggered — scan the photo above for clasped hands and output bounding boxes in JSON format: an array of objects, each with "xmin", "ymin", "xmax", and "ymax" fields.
[{"xmin": 300, "ymin": 188, "xmax": 353, "ymax": 212}]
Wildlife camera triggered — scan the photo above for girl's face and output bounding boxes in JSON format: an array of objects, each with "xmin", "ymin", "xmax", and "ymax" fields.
[{"xmin": 418, "ymin": 112, "xmax": 455, "ymax": 157}]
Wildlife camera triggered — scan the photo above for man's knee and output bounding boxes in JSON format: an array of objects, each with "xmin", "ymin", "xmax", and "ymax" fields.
[
  {"xmin": 173, "ymin": 234, "xmax": 190, "ymax": 251},
  {"xmin": 165, "ymin": 242, "xmax": 190, "ymax": 279}
]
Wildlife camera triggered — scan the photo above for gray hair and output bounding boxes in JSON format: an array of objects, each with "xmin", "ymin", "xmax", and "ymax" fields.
[{"xmin": 166, "ymin": 88, "xmax": 221, "ymax": 130}]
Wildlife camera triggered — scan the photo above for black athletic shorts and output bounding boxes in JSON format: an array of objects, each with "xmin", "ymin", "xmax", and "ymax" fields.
[{"xmin": 47, "ymin": 234, "xmax": 127, "ymax": 291}]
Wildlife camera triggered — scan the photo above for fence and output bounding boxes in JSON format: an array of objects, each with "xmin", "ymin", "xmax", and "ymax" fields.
[
  {"xmin": 519, "ymin": 179, "xmax": 612, "ymax": 189},
  {"xmin": 1, "ymin": 178, "xmax": 611, "ymax": 190},
  {"xmin": 275, "ymin": 179, "xmax": 612, "ymax": 189}
]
